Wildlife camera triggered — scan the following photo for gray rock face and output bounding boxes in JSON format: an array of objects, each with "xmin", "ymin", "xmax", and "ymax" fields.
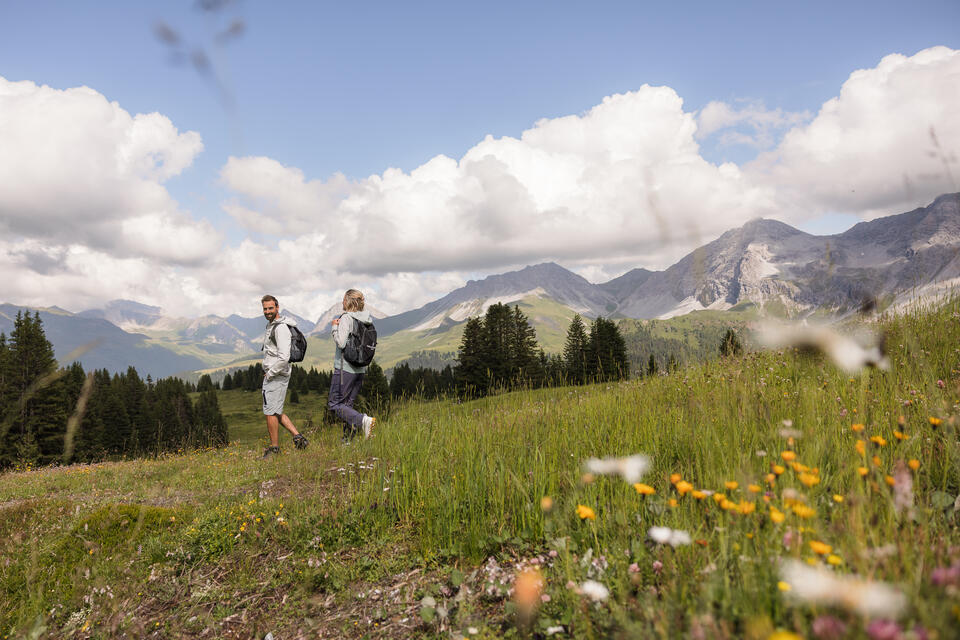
[{"xmin": 612, "ymin": 193, "xmax": 960, "ymax": 318}]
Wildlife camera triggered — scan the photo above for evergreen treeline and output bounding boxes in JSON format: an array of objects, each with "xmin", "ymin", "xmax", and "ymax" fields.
[
  {"xmin": 561, "ymin": 314, "xmax": 630, "ymax": 384},
  {"xmin": 0, "ymin": 312, "xmax": 228, "ymax": 469}
]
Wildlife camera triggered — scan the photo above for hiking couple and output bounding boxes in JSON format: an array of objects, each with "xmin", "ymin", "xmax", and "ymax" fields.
[{"xmin": 260, "ymin": 289, "xmax": 377, "ymax": 458}]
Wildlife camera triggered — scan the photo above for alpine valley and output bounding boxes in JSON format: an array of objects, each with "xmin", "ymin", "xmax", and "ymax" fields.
[{"xmin": 4, "ymin": 193, "xmax": 958, "ymax": 379}]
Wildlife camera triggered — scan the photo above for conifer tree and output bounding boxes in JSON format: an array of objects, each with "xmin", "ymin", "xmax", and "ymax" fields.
[
  {"xmin": 455, "ymin": 316, "xmax": 486, "ymax": 395},
  {"xmin": 563, "ymin": 314, "xmax": 589, "ymax": 384},
  {"xmin": 719, "ymin": 328, "xmax": 743, "ymax": 357},
  {"xmin": 511, "ymin": 306, "xmax": 542, "ymax": 385}
]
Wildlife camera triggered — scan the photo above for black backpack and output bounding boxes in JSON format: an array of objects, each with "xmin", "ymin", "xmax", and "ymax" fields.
[
  {"xmin": 269, "ymin": 323, "xmax": 308, "ymax": 363},
  {"xmin": 342, "ymin": 315, "xmax": 377, "ymax": 367}
]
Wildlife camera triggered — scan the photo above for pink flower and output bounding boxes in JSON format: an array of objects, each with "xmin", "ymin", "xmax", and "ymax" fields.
[
  {"xmin": 937, "ymin": 379, "xmax": 946, "ymax": 389},
  {"xmin": 652, "ymin": 560, "xmax": 663, "ymax": 575},
  {"xmin": 628, "ymin": 562, "xmax": 640, "ymax": 574},
  {"xmin": 812, "ymin": 615, "xmax": 848, "ymax": 639},
  {"xmin": 866, "ymin": 619, "xmax": 902, "ymax": 640}
]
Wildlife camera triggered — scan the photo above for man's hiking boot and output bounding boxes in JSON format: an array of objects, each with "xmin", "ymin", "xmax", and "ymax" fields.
[
  {"xmin": 362, "ymin": 415, "xmax": 376, "ymax": 439},
  {"xmin": 262, "ymin": 446, "xmax": 280, "ymax": 458},
  {"xmin": 293, "ymin": 434, "xmax": 309, "ymax": 450}
]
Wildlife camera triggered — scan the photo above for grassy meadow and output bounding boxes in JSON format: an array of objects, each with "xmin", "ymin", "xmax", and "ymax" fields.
[{"xmin": 1, "ymin": 299, "xmax": 959, "ymax": 639}]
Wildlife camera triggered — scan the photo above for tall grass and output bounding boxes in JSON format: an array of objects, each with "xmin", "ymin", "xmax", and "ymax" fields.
[{"xmin": 1, "ymin": 298, "xmax": 958, "ymax": 638}]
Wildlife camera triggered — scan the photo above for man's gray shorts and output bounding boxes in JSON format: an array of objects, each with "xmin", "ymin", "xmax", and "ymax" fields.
[{"xmin": 262, "ymin": 375, "xmax": 290, "ymax": 416}]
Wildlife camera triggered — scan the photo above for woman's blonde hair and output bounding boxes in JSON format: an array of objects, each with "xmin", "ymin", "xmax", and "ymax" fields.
[{"xmin": 343, "ymin": 289, "xmax": 365, "ymax": 312}]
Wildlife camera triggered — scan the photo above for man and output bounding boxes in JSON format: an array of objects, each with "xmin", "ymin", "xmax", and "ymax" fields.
[{"xmin": 260, "ymin": 295, "xmax": 308, "ymax": 457}]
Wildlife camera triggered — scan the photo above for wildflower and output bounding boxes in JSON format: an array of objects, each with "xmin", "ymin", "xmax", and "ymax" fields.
[
  {"xmin": 582, "ymin": 454, "xmax": 651, "ymax": 483},
  {"xmin": 866, "ymin": 619, "xmax": 903, "ymax": 640},
  {"xmin": 777, "ymin": 581, "xmax": 792, "ymax": 592},
  {"xmin": 576, "ymin": 505, "xmax": 596, "ymax": 521},
  {"xmin": 781, "ymin": 451, "xmax": 797, "ymax": 462},
  {"xmin": 581, "ymin": 473, "xmax": 596, "ymax": 484},
  {"xmin": 937, "ymin": 379, "xmax": 946, "ymax": 389},
  {"xmin": 691, "ymin": 490, "xmax": 707, "ymax": 500},
  {"xmin": 884, "ymin": 475, "xmax": 895, "ymax": 486},
  {"xmin": 892, "ymin": 462, "xmax": 914, "ymax": 514},
  {"xmin": 872, "ymin": 455, "xmax": 882, "ymax": 467},
  {"xmin": 770, "ymin": 507, "xmax": 786, "ymax": 524},
  {"xmin": 757, "ymin": 324, "xmax": 889, "ymax": 372},
  {"xmin": 809, "ymin": 540, "xmax": 833, "ymax": 555},
  {"xmin": 737, "ymin": 501, "xmax": 756, "ymax": 515},
  {"xmin": 668, "ymin": 498, "xmax": 678, "ymax": 508},
  {"xmin": 929, "ymin": 416, "xmax": 942, "ymax": 426},
  {"xmin": 628, "ymin": 562, "xmax": 640, "ymax": 574},
  {"xmin": 768, "ymin": 632, "xmax": 802, "ymax": 640},
  {"xmin": 540, "ymin": 496, "xmax": 554, "ymax": 511},
  {"xmin": 780, "ymin": 426, "xmax": 802, "ymax": 439},
  {"xmin": 713, "ymin": 493, "xmax": 727, "ymax": 504},
  {"xmin": 852, "ymin": 423, "xmax": 865, "ymax": 432},
  {"xmin": 869, "ymin": 435, "xmax": 887, "ymax": 447},
  {"xmin": 827, "ymin": 555, "xmax": 843, "ymax": 566},
  {"xmin": 773, "ymin": 465, "xmax": 786, "ymax": 475},
  {"xmin": 792, "ymin": 505, "xmax": 816, "ymax": 519},
  {"xmin": 725, "ymin": 481, "xmax": 739, "ymax": 490},
  {"xmin": 648, "ymin": 526, "xmax": 692, "ymax": 547},
  {"xmin": 892, "ymin": 431, "xmax": 909, "ymax": 441},
  {"xmin": 579, "ymin": 580, "xmax": 609, "ymax": 602},
  {"xmin": 800, "ymin": 473, "xmax": 820, "ymax": 487},
  {"xmin": 670, "ymin": 473, "xmax": 682, "ymax": 484},
  {"xmin": 748, "ymin": 484, "xmax": 761, "ymax": 493},
  {"xmin": 513, "ymin": 568, "xmax": 544, "ymax": 613},
  {"xmin": 832, "ymin": 494, "xmax": 844, "ymax": 503},
  {"xmin": 675, "ymin": 480, "xmax": 694, "ymax": 495},
  {"xmin": 855, "ymin": 440, "xmax": 866, "ymax": 456},
  {"xmin": 779, "ymin": 559, "xmax": 907, "ymax": 618},
  {"xmin": 766, "ymin": 473, "xmax": 777, "ymax": 485},
  {"xmin": 811, "ymin": 615, "xmax": 848, "ymax": 640},
  {"xmin": 858, "ymin": 467, "xmax": 869, "ymax": 477},
  {"xmin": 720, "ymin": 499, "xmax": 736, "ymax": 511},
  {"xmin": 782, "ymin": 488, "xmax": 803, "ymax": 505},
  {"xmin": 634, "ymin": 483, "xmax": 655, "ymax": 495},
  {"xmin": 908, "ymin": 459, "xmax": 920, "ymax": 471}
]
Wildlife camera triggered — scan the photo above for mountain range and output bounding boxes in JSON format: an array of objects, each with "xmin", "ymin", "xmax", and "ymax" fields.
[{"xmin": 4, "ymin": 193, "xmax": 958, "ymax": 378}]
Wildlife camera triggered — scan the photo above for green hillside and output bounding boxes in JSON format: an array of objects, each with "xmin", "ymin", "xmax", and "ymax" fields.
[{"xmin": 2, "ymin": 298, "xmax": 959, "ymax": 638}]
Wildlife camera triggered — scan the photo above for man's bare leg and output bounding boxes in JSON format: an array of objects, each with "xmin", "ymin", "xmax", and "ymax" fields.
[
  {"xmin": 279, "ymin": 413, "xmax": 300, "ymax": 437},
  {"xmin": 266, "ymin": 414, "xmax": 281, "ymax": 447}
]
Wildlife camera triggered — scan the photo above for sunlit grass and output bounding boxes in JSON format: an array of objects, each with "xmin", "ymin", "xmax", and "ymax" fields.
[{"xmin": 1, "ymin": 298, "xmax": 959, "ymax": 638}]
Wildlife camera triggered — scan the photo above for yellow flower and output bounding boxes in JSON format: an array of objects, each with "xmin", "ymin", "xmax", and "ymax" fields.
[
  {"xmin": 791, "ymin": 462, "xmax": 810, "ymax": 473},
  {"xmin": 827, "ymin": 554, "xmax": 843, "ymax": 566},
  {"xmin": 908, "ymin": 459, "xmax": 920, "ymax": 471},
  {"xmin": 869, "ymin": 435, "xmax": 888, "ymax": 447},
  {"xmin": 773, "ymin": 465, "xmax": 786, "ymax": 475},
  {"xmin": 691, "ymin": 490, "xmax": 707, "ymax": 500},
  {"xmin": 668, "ymin": 498, "xmax": 678, "ymax": 508},
  {"xmin": 872, "ymin": 455, "xmax": 882, "ymax": 467},
  {"xmin": 769, "ymin": 631, "xmax": 803, "ymax": 640},
  {"xmin": 670, "ymin": 473, "xmax": 682, "ymax": 484},
  {"xmin": 748, "ymin": 484, "xmax": 762, "ymax": 493},
  {"xmin": 857, "ymin": 467, "xmax": 869, "ymax": 477},
  {"xmin": 777, "ymin": 581, "xmax": 792, "ymax": 592},
  {"xmin": 766, "ymin": 473, "xmax": 777, "ymax": 485},
  {"xmin": 713, "ymin": 493, "xmax": 727, "ymax": 504},
  {"xmin": 720, "ymin": 499, "xmax": 736, "ymax": 511},
  {"xmin": 725, "ymin": 481, "xmax": 739, "ymax": 490},
  {"xmin": 770, "ymin": 507, "xmax": 786, "ymax": 523},
  {"xmin": 929, "ymin": 416, "xmax": 942, "ymax": 426},
  {"xmin": 576, "ymin": 504, "xmax": 596, "ymax": 521},
  {"xmin": 851, "ymin": 423, "xmax": 865, "ymax": 432},
  {"xmin": 781, "ymin": 451, "xmax": 797, "ymax": 462},
  {"xmin": 737, "ymin": 501, "xmax": 756, "ymax": 515},
  {"xmin": 809, "ymin": 540, "xmax": 832, "ymax": 555},
  {"xmin": 633, "ymin": 483, "xmax": 656, "ymax": 495},
  {"xmin": 832, "ymin": 494, "xmax": 844, "ymax": 503},
  {"xmin": 540, "ymin": 496, "xmax": 554, "ymax": 511},
  {"xmin": 792, "ymin": 504, "xmax": 816, "ymax": 519},
  {"xmin": 799, "ymin": 473, "xmax": 820, "ymax": 487},
  {"xmin": 675, "ymin": 480, "xmax": 694, "ymax": 495},
  {"xmin": 885, "ymin": 475, "xmax": 896, "ymax": 486},
  {"xmin": 855, "ymin": 440, "xmax": 866, "ymax": 456},
  {"xmin": 893, "ymin": 431, "xmax": 910, "ymax": 441}
]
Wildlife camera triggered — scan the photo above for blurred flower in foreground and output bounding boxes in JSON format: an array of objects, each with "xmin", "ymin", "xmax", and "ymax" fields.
[
  {"xmin": 540, "ymin": 496, "xmax": 553, "ymax": 512},
  {"xmin": 648, "ymin": 526, "xmax": 692, "ymax": 547},
  {"xmin": 757, "ymin": 323, "xmax": 889, "ymax": 373},
  {"xmin": 634, "ymin": 483, "xmax": 656, "ymax": 495},
  {"xmin": 582, "ymin": 454, "xmax": 651, "ymax": 483},
  {"xmin": 865, "ymin": 619, "xmax": 902, "ymax": 640},
  {"xmin": 811, "ymin": 615, "xmax": 848, "ymax": 640},
  {"xmin": 579, "ymin": 580, "xmax": 609, "ymax": 602},
  {"xmin": 779, "ymin": 560, "xmax": 907, "ymax": 618},
  {"xmin": 513, "ymin": 568, "xmax": 544, "ymax": 615},
  {"xmin": 576, "ymin": 504, "xmax": 596, "ymax": 521}
]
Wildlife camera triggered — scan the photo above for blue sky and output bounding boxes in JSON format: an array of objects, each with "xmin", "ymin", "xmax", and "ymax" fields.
[{"xmin": 1, "ymin": 1, "xmax": 958, "ymax": 316}]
